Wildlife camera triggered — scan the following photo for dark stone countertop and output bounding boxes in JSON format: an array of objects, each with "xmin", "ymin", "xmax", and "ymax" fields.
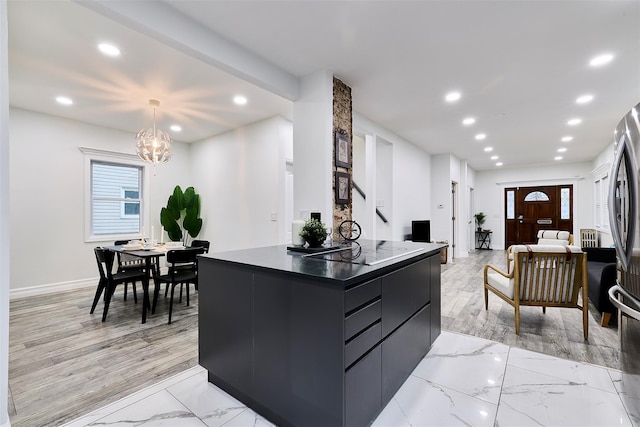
[{"xmin": 200, "ymin": 239, "xmax": 445, "ymax": 286}]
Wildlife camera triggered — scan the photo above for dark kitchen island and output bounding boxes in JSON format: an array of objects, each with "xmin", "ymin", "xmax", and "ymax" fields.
[{"xmin": 198, "ymin": 240, "xmax": 444, "ymax": 427}]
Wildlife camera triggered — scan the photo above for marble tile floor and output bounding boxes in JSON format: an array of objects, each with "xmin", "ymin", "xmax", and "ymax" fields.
[{"xmin": 62, "ymin": 330, "xmax": 639, "ymax": 427}]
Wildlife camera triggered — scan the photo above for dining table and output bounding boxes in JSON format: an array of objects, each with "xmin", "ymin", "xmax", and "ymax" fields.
[{"xmin": 104, "ymin": 243, "xmax": 179, "ymax": 323}]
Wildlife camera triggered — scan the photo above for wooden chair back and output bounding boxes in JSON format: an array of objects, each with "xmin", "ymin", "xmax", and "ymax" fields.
[{"xmin": 512, "ymin": 246, "xmax": 585, "ymax": 308}]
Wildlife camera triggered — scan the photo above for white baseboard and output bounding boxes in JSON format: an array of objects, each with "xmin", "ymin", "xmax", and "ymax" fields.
[
  {"xmin": 1, "ymin": 412, "xmax": 11, "ymax": 427},
  {"xmin": 10, "ymin": 278, "xmax": 96, "ymax": 299}
]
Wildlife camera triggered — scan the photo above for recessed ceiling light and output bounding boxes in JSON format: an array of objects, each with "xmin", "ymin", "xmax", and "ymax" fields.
[
  {"xmin": 170, "ymin": 125, "xmax": 182, "ymax": 132},
  {"xmin": 233, "ymin": 95, "xmax": 248, "ymax": 105},
  {"xmin": 98, "ymin": 43, "xmax": 120, "ymax": 57},
  {"xmin": 555, "ymin": 156, "xmax": 563, "ymax": 161},
  {"xmin": 590, "ymin": 54, "xmax": 613, "ymax": 67},
  {"xmin": 567, "ymin": 118, "xmax": 582, "ymax": 126},
  {"xmin": 490, "ymin": 155, "xmax": 498, "ymax": 160},
  {"xmin": 484, "ymin": 147, "xmax": 493, "ymax": 152},
  {"xmin": 462, "ymin": 117, "xmax": 475, "ymax": 126},
  {"xmin": 56, "ymin": 96, "xmax": 73, "ymax": 105},
  {"xmin": 496, "ymin": 162, "xmax": 503, "ymax": 167},
  {"xmin": 561, "ymin": 136, "xmax": 573, "ymax": 142},
  {"xmin": 475, "ymin": 133, "xmax": 487, "ymax": 140},
  {"xmin": 576, "ymin": 94, "xmax": 594, "ymax": 104},
  {"xmin": 445, "ymin": 91, "xmax": 461, "ymax": 102},
  {"xmin": 558, "ymin": 148, "xmax": 567, "ymax": 153}
]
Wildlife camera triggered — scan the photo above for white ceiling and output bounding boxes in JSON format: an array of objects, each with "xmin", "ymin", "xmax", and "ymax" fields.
[{"xmin": 8, "ymin": 0, "xmax": 640, "ymax": 171}]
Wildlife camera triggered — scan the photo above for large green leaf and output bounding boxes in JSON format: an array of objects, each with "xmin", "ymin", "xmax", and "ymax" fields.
[
  {"xmin": 166, "ymin": 222, "xmax": 182, "ymax": 241},
  {"xmin": 160, "ymin": 185, "xmax": 203, "ymax": 243},
  {"xmin": 168, "ymin": 186, "xmax": 185, "ymax": 212},
  {"xmin": 183, "ymin": 187, "xmax": 196, "ymax": 209},
  {"xmin": 184, "ymin": 206, "xmax": 203, "ymax": 237}
]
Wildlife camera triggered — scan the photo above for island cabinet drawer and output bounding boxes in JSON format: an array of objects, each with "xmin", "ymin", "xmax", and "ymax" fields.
[
  {"xmin": 345, "ymin": 321, "xmax": 381, "ymax": 368},
  {"xmin": 381, "ymin": 258, "xmax": 431, "ymax": 337},
  {"xmin": 345, "ymin": 278, "xmax": 381, "ymax": 313},
  {"xmin": 345, "ymin": 299, "xmax": 381, "ymax": 341},
  {"xmin": 345, "ymin": 345, "xmax": 382, "ymax": 427}
]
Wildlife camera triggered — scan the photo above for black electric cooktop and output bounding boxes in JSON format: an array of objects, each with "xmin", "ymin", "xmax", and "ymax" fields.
[{"xmin": 304, "ymin": 240, "xmax": 425, "ymax": 266}]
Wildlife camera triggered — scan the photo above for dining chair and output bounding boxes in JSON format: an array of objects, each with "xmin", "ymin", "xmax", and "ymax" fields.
[
  {"xmin": 114, "ymin": 239, "xmax": 145, "ymax": 303},
  {"xmin": 164, "ymin": 240, "xmax": 210, "ymax": 296},
  {"xmin": 152, "ymin": 247, "xmax": 205, "ymax": 324},
  {"xmin": 190, "ymin": 239, "xmax": 210, "ymax": 253},
  {"xmin": 91, "ymin": 247, "xmax": 147, "ymax": 322}
]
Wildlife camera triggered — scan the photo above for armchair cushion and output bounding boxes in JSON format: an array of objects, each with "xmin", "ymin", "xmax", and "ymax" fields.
[
  {"xmin": 486, "ymin": 271, "xmax": 514, "ymax": 299},
  {"xmin": 537, "ymin": 230, "xmax": 571, "ymax": 241}
]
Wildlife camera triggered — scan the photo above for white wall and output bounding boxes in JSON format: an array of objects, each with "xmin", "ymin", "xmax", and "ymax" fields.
[
  {"xmin": 475, "ymin": 161, "xmax": 593, "ymax": 250},
  {"xmin": 292, "ymin": 70, "xmax": 333, "ymax": 223},
  {"xmin": 352, "ymin": 134, "xmax": 366, "ymax": 228},
  {"xmin": 376, "ymin": 138, "xmax": 392, "ymax": 240},
  {"xmin": 391, "ymin": 139, "xmax": 431, "ymax": 240},
  {"xmin": 431, "ymin": 154, "xmax": 452, "ymax": 244},
  {"xmin": 592, "ymin": 143, "xmax": 615, "ymax": 247},
  {"xmin": 9, "ymin": 108, "xmax": 192, "ymax": 292},
  {"xmin": 354, "ymin": 113, "xmax": 431, "ymax": 242},
  {"xmin": 190, "ymin": 115, "xmax": 292, "ymax": 252},
  {"xmin": 462, "ymin": 162, "xmax": 476, "ymax": 256},
  {"xmin": 1, "ymin": 1, "xmax": 10, "ymax": 424}
]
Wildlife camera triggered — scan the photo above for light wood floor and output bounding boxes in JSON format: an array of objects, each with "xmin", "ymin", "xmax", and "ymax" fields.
[
  {"xmin": 8, "ymin": 284, "xmax": 199, "ymax": 427},
  {"xmin": 441, "ymin": 249, "xmax": 620, "ymax": 369},
  {"xmin": 8, "ymin": 249, "xmax": 620, "ymax": 426}
]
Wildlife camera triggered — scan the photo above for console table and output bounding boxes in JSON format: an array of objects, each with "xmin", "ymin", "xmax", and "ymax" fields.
[{"xmin": 476, "ymin": 230, "xmax": 492, "ymax": 250}]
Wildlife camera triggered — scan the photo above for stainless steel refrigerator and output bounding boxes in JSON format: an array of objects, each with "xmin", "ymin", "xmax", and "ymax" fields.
[{"xmin": 608, "ymin": 102, "xmax": 640, "ymax": 413}]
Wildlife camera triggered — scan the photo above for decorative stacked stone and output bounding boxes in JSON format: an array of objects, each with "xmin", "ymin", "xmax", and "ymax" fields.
[{"xmin": 333, "ymin": 77, "xmax": 352, "ymax": 241}]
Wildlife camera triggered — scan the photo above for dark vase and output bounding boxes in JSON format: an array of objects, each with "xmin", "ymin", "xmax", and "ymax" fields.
[{"xmin": 305, "ymin": 237, "xmax": 322, "ymax": 248}]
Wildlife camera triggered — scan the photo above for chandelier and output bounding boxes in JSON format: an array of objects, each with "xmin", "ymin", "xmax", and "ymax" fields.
[{"xmin": 136, "ymin": 99, "xmax": 172, "ymax": 164}]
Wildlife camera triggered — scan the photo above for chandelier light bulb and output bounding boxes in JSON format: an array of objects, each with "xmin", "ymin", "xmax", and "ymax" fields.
[{"xmin": 136, "ymin": 99, "xmax": 172, "ymax": 165}]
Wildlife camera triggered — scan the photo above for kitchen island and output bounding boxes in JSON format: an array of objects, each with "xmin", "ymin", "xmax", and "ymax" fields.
[{"xmin": 198, "ymin": 240, "xmax": 444, "ymax": 427}]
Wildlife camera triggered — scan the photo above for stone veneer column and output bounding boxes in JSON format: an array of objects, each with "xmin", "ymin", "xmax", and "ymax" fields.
[{"xmin": 332, "ymin": 78, "xmax": 352, "ymax": 240}]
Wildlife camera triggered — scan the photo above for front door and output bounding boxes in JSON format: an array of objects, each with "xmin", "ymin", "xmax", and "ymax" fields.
[{"xmin": 505, "ymin": 185, "xmax": 573, "ymax": 247}]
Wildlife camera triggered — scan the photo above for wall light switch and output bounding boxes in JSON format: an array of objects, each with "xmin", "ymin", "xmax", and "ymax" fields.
[{"xmin": 270, "ymin": 213, "xmax": 277, "ymax": 221}]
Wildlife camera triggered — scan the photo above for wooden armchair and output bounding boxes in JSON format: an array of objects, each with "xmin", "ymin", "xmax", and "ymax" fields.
[{"xmin": 484, "ymin": 244, "xmax": 588, "ymax": 340}]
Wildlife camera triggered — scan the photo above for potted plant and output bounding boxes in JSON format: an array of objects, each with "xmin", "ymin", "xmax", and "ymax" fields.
[
  {"xmin": 474, "ymin": 212, "xmax": 486, "ymax": 231},
  {"xmin": 160, "ymin": 185, "xmax": 203, "ymax": 245},
  {"xmin": 299, "ymin": 218, "xmax": 328, "ymax": 248}
]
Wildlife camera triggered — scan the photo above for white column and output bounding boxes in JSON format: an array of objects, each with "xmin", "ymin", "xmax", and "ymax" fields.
[
  {"xmin": 292, "ymin": 70, "xmax": 333, "ymax": 223},
  {"xmin": 0, "ymin": 1, "xmax": 11, "ymax": 424}
]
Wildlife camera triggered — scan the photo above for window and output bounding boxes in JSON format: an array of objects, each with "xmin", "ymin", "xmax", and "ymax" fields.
[
  {"xmin": 524, "ymin": 191, "xmax": 550, "ymax": 202},
  {"xmin": 506, "ymin": 190, "xmax": 515, "ymax": 219},
  {"xmin": 560, "ymin": 188, "xmax": 570, "ymax": 220},
  {"xmin": 92, "ymin": 162, "xmax": 142, "ymax": 236},
  {"xmin": 121, "ymin": 188, "xmax": 140, "ymax": 217},
  {"xmin": 82, "ymin": 148, "xmax": 149, "ymax": 242}
]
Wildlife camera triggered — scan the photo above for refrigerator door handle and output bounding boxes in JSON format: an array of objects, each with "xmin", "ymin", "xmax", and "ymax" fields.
[
  {"xmin": 609, "ymin": 284, "xmax": 640, "ymax": 321},
  {"xmin": 608, "ymin": 134, "xmax": 637, "ymax": 271}
]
